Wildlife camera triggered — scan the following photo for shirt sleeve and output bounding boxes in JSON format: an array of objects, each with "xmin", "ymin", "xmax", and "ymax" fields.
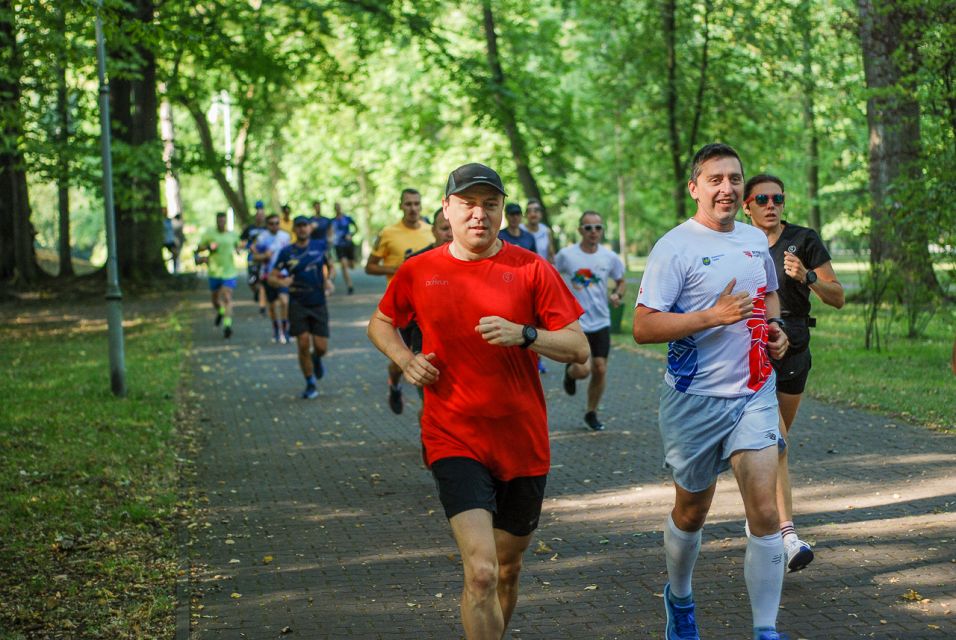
[
  {"xmin": 554, "ymin": 249, "xmax": 567, "ymax": 276},
  {"xmin": 532, "ymin": 260, "xmax": 584, "ymax": 330},
  {"xmin": 804, "ymin": 229, "xmax": 832, "ymax": 270},
  {"xmin": 378, "ymin": 263, "xmax": 415, "ymax": 327},
  {"xmin": 370, "ymin": 230, "xmax": 388, "ymax": 259},
  {"xmin": 609, "ymin": 251, "xmax": 625, "ymax": 281},
  {"xmin": 763, "ymin": 249, "xmax": 779, "ymax": 293},
  {"xmin": 636, "ymin": 238, "xmax": 684, "ymax": 311}
]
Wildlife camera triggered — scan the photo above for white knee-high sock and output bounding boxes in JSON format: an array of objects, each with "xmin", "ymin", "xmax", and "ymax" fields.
[
  {"xmin": 664, "ymin": 514, "xmax": 701, "ymax": 600},
  {"xmin": 745, "ymin": 532, "xmax": 785, "ymax": 629}
]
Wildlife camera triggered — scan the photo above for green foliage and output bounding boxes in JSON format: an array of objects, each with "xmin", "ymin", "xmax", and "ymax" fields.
[{"xmin": 0, "ymin": 300, "xmax": 188, "ymax": 637}]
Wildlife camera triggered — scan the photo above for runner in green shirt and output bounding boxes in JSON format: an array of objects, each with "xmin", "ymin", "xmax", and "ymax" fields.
[{"xmin": 197, "ymin": 212, "xmax": 242, "ymax": 338}]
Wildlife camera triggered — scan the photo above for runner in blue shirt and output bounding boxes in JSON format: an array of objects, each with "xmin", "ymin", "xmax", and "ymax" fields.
[
  {"xmin": 332, "ymin": 202, "xmax": 359, "ymax": 294},
  {"xmin": 268, "ymin": 216, "xmax": 333, "ymax": 399}
]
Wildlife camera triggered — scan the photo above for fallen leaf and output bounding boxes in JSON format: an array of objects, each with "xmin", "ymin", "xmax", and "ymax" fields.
[
  {"xmin": 263, "ymin": 555, "xmax": 274, "ymax": 564},
  {"xmin": 230, "ymin": 593, "xmax": 242, "ymax": 599},
  {"xmin": 534, "ymin": 541, "xmax": 553, "ymax": 554},
  {"xmin": 584, "ymin": 584, "xmax": 598, "ymax": 591},
  {"xmin": 902, "ymin": 589, "xmax": 922, "ymax": 601}
]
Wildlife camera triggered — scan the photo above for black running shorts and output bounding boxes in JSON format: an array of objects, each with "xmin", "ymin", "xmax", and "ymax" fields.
[
  {"xmin": 430, "ymin": 457, "xmax": 547, "ymax": 537},
  {"xmin": 288, "ymin": 302, "xmax": 329, "ymax": 338},
  {"xmin": 586, "ymin": 326, "xmax": 611, "ymax": 359},
  {"xmin": 773, "ymin": 349, "xmax": 812, "ymax": 395}
]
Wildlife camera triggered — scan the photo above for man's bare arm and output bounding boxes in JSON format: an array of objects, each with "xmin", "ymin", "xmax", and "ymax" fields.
[{"xmin": 633, "ymin": 278, "xmax": 753, "ymax": 344}]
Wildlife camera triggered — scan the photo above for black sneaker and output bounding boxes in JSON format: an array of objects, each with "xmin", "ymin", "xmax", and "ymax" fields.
[
  {"xmin": 214, "ymin": 312, "xmax": 223, "ymax": 327},
  {"xmin": 563, "ymin": 364, "xmax": 576, "ymax": 396},
  {"xmin": 388, "ymin": 385, "xmax": 403, "ymax": 414},
  {"xmin": 584, "ymin": 411, "xmax": 605, "ymax": 431},
  {"xmin": 223, "ymin": 326, "xmax": 232, "ymax": 339}
]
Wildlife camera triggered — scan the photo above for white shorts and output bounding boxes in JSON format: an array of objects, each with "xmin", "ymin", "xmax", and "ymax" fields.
[{"xmin": 658, "ymin": 376, "xmax": 783, "ymax": 493}]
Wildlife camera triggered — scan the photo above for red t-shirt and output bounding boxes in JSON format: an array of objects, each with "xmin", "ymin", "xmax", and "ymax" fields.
[{"xmin": 378, "ymin": 242, "xmax": 583, "ymax": 480}]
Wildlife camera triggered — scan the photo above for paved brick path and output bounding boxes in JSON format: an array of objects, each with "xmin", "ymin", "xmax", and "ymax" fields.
[{"xmin": 182, "ymin": 271, "xmax": 954, "ymax": 639}]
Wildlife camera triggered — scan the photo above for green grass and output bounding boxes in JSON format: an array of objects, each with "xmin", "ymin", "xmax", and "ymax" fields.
[
  {"xmin": 613, "ymin": 260, "xmax": 955, "ymax": 431},
  {"xmin": 0, "ymin": 301, "xmax": 188, "ymax": 638}
]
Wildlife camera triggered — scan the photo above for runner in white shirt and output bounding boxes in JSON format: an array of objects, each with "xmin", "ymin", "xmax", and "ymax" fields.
[
  {"xmin": 254, "ymin": 214, "xmax": 292, "ymax": 343},
  {"xmin": 633, "ymin": 143, "xmax": 791, "ymax": 640},
  {"xmin": 555, "ymin": 211, "xmax": 625, "ymax": 431}
]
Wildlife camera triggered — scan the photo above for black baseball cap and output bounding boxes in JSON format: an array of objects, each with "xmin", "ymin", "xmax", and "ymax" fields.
[
  {"xmin": 445, "ymin": 163, "xmax": 507, "ymax": 198},
  {"xmin": 293, "ymin": 215, "xmax": 311, "ymax": 225}
]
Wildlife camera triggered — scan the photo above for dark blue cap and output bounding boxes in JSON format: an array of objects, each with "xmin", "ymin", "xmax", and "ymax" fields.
[{"xmin": 293, "ymin": 215, "xmax": 311, "ymax": 225}]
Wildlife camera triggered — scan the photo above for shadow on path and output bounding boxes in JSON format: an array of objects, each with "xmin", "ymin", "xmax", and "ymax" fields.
[{"xmin": 182, "ymin": 271, "xmax": 955, "ymax": 639}]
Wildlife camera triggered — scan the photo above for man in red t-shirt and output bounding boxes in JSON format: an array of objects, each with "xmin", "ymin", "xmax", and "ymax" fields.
[{"xmin": 368, "ymin": 163, "xmax": 588, "ymax": 639}]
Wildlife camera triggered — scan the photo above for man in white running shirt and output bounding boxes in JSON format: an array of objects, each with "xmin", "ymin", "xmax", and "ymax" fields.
[
  {"xmin": 555, "ymin": 210, "xmax": 626, "ymax": 431},
  {"xmin": 633, "ymin": 143, "xmax": 791, "ymax": 640}
]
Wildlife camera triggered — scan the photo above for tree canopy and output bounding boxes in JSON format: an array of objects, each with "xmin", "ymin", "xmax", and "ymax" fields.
[{"xmin": 2, "ymin": 0, "xmax": 953, "ymax": 330}]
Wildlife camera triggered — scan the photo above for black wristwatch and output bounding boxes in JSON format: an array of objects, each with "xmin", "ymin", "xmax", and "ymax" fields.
[
  {"xmin": 805, "ymin": 270, "xmax": 818, "ymax": 285},
  {"xmin": 767, "ymin": 317, "xmax": 786, "ymax": 330},
  {"xmin": 520, "ymin": 325, "xmax": 538, "ymax": 348}
]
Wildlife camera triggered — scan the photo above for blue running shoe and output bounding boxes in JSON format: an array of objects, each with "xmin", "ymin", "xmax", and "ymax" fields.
[
  {"xmin": 755, "ymin": 631, "xmax": 790, "ymax": 640},
  {"xmin": 301, "ymin": 383, "xmax": 318, "ymax": 400},
  {"xmin": 311, "ymin": 353, "xmax": 324, "ymax": 380},
  {"xmin": 664, "ymin": 583, "xmax": 700, "ymax": 640}
]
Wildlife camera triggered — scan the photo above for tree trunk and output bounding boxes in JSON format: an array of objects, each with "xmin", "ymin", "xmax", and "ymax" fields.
[
  {"xmin": 613, "ymin": 115, "xmax": 627, "ymax": 258},
  {"xmin": 0, "ymin": 0, "xmax": 40, "ymax": 284},
  {"xmin": 663, "ymin": 0, "xmax": 709, "ymax": 223},
  {"xmin": 56, "ymin": 6, "xmax": 74, "ymax": 277},
  {"xmin": 796, "ymin": 2, "xmax": 822, "ymax": 232},
  {"xmin": 182, "ymin": 98, "xmax": 248, "ymax": 221},
  {"xmin": 481, "ymin": 1, "xmax": 548, "ymax": 223},
  {"xmin": 109, "ymin": 0, "xmax": 166, "ymax": 281},
  {"xmin": 858, "ymin": 0, "xmax": 939, "ymax": 288}
]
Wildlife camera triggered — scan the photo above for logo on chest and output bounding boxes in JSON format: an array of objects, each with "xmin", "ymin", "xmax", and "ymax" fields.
[{"xmin": 425, "ymin": 274, "xmax": 449, "ymax": 286}]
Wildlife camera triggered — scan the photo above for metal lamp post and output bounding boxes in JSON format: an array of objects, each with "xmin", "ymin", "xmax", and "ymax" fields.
[{"xmin": 95, "ymin": 0, "xmax": 127, "ymax": 397}]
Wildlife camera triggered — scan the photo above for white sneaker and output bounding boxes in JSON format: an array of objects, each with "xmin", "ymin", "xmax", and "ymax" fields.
[{"xmin": 784, "ymin": 535, "xmax": 814, "ymax": 572}]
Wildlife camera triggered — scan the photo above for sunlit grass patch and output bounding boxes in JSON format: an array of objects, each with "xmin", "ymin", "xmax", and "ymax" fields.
[{"xmin": 0, "ymin": 301, "xmax": 188, "ymax": 638}]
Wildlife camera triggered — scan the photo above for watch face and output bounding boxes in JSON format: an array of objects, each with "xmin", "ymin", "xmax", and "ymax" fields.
[
  {"xmin": 524, "ymin": 325, "xmax": 538, "ymax": 341},
  {"xmin": 806, "ymin": 270, "xmax": 817, "ymax": 284}
]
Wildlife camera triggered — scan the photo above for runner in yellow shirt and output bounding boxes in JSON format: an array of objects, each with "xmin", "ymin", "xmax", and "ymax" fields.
[
  {"xmin": 365, "ymin": 188, "xmax": 433, "ymax": 414},
  {"xmin": 197, "ymin": 211, "xmax": 242, "ymax": 339}
]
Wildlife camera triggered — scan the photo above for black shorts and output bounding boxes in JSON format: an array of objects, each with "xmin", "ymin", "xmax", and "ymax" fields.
[
  {"xmin": 246, "ymin": 266, "xmax": 261, "ymax": 287},
  {"xmin": 773, "ymin": 349, "xmax": 812, "ymax": 395},
  {"xmin": 288, "ymin": 302, "xmax": 329, "ymax": 338},
  {"xmin": 430, "ymin": 457, "xmax": 547, "ymax": 537},
  {"xmin": 335, "ymin": 243, "xmax": 355, "ymax": 261},
  {"xmin": 586, "ymin": 326, "xmax": 611, "ymax": 359},
  {"xmin": 264, "ymin": 283, "xmax": 289, "ymax": 303}
]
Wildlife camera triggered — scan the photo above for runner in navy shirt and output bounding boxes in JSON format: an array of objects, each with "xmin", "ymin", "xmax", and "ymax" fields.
[
  {"xmin": 332, "ymin": 202, "xmax": 359, "ymax": 294},
  {"xmin": 269, "ymin": 216, "xmax": 333, "ymax": 399}
]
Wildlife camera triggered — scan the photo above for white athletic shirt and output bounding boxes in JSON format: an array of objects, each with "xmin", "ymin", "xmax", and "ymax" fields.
[
  {"xmin": 636, "ymin": 218, "xmax": 778, "ymax": 398},
  {"xmin": 520, "ymin": 223, "xmax": 551, "ymax": 259},
  {"xmin": 259, "ymin": 230, "xmax": 291, "ymax": 274},
  {"xmin": 555, "ymin": 244, "xmax": 625, "ymax": 333}
]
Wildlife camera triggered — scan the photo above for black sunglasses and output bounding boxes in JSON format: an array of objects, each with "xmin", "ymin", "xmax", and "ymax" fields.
[
  {"xmin": 581, "ymin": 224, "xmax": 603, "ymax": 232},
  {"xmin": 748, "ymin": 193, "xmax": 785, "ymax": 206}
]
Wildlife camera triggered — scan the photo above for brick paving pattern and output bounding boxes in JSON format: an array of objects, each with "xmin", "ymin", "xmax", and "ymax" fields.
[{"xmin": 182, "ymin": 271, "xmax": 955, "ymax": 639}]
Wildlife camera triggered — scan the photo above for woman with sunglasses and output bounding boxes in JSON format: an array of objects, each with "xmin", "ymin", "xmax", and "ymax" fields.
[{"xmin": 743, "ymin": 174, "xmax": 845, "ymax": 574}]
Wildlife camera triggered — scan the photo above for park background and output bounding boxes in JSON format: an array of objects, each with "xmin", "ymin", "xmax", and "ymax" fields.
[{"xmin": 1, "ymin": 0, "xmax": 954, "ymax": 638}]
